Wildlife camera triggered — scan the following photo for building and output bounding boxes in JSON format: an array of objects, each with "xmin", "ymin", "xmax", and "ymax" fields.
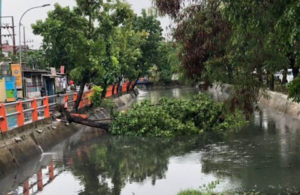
[
  {"xmin": 0, "ymin": 63, "xmax": 68, "ymax": 102},
  {"xmin": 22, "ymin": 66, "xmax": 67, "ymax": 99},
  {"xmin": 1, "ymin": 43, "xmax": 30, "ymax": 57}
]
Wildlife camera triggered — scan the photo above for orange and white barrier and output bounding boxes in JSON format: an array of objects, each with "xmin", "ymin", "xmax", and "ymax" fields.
[{"xmin": 0, "ymin": 90, "xmax": 94, "ymax": 133}]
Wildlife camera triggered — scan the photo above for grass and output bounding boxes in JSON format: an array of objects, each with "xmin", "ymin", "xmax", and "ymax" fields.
[{"xmin": 177, "ymin": 190, "xmax": 261, "ymax": 195}]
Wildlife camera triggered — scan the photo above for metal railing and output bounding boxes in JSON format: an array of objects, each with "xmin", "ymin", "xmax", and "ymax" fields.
[
  {"xmin": 0, "ymin": 80, "xmax": 136, "ymax": 133},
  {"xmin": 0, "ymin": 90, "xmax": 94, "ymax": 133}
]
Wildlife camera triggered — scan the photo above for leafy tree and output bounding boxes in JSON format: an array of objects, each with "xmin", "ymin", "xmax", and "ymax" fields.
[
  {"xmin": 32, "ymin": 4, "xmax": 103, "ymax": 110},
  {"xmin": 133, "ymin": 9, "xmax": 164, "ymax": 80},
  {"xmin": 154, "ymin": 0, "xmax": 300, "ymax": 113},
  {"xmin": 25, "ymin": 50, "xmax": 48, "ymax": 69},
  {"xmin": 32, "ymin": 1, "xmax": 140, "ymax": 109},
  {"xmin": 152, "ymin": 42, "xmax": 180, "ymax": 84}
]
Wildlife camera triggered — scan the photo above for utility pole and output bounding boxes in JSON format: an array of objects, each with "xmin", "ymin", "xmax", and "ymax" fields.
[
  {"xmin": 12, "ymin": 17, "xmax": 16, "ymax": 55},
  {"xmin": 19, "ymin": 4, "xmax": 50, "ymax": 65},
  {"xmin": 0, "ymin": 16, "xmax": 17, "ymax": 56},
  {"xmin": 23, "ymin": 26, "xmax": 26, "ymax": 63}
]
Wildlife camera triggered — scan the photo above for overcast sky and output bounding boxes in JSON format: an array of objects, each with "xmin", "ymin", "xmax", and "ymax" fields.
[{"xmin": 2, "ymin": 0, "xmax": 170, "ymax": 49}]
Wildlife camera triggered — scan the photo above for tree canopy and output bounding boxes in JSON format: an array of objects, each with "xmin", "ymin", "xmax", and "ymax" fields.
[
  {"xmin": 154, "ymin": 0, "xmax": 300, "ymax": 112},
  {"xmin": 32, "ymin": 0, "xmax": 171, "ymax": 109}
]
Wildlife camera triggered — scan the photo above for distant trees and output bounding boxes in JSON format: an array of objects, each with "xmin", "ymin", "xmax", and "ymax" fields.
[{"xmin": 154, "ymin": 0, "xmax": 300, "ymax": 112}]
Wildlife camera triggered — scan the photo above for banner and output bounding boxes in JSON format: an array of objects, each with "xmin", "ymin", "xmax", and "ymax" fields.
[{"xmin": 11, "ymin": 64, "xmax": 22, "ymax": 89}]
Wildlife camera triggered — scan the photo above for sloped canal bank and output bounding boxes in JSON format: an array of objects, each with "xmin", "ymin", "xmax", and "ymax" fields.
[{"xmin": 2, "ymin": 87, "xmax": 300, "ymax": 194}]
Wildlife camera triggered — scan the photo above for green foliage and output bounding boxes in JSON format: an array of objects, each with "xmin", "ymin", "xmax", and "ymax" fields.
[
  {"xmin": 177, "ymin": 190, "xmax": 261, "ymax": 195},
  {"xmin": 178, "ymin": 181, "xmax": 261, "ymax": 195},
  {"xmin": 288, "ymin": 76, "xmax": 300, "ymax": 102},
  {"xmin": 70, "ymin": 136, "xmax": 206, "ymax": 194},
  {"xmin": 133, "ymin": 9, "xmax": 164, "ymax": 76},
  {"xmin": 153, "ymin": 42, "xmax": 181, "ymax": 83},
  {"xmin": 91, "ymin": 85, "xmax": 103, "ymax": 107},
  {"xmin": 111, "ymin": 94, "xmax": 246, "ymax": 137},
  {"xmin": 178, "ymin": 181, "xmax": 218, "ymax": 195},
  {"xmin": 154, "ymin": 0, "xmax": 300, "ymax": 111},
  {"xmin": 25, "ymin": 50, "xmax": 48, "ymax": 69}
]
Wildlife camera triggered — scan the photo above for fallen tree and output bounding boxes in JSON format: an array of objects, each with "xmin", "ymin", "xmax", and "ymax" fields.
[{"xmin": 56, "ymin": 105, "xmax": 111, "ymax": 131}]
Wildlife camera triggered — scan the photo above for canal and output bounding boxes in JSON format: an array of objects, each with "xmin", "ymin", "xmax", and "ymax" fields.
[{"xmin": 2, "ymin": 87, "xmax": 300, "ymax": 194}]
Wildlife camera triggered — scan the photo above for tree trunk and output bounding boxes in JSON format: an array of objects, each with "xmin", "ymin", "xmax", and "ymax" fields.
[
  {"xmin": 117, "ymin": 77, "xmax": 122, "ymax": 96},
  {"xmin": 68, "ymin": 114, "xmax": 110, "ymax": 130},
  {"xmin": 75, "ymin": 81, "xmax": 86, "ymax": 112},
  {"xmin": 282, "ymin": 68, "xmax": 287, "ymax": 84},
  {"xmin": 290, "ymin": 55, "xmax": 298, "ymax": 78},
  {"xmin": 101, "ymin": 81, "xmax": 108, "ymax": 98},
  {"xmin": 227, "ymin": 65, "xmax": 233, "ymax": 83},
  {"xmin": 127, "ymin": 81, "xmax": 132, "ymax": 92},
  {"xmin": 132, "ymin": 73, "xmax": 141, "ymax": 89},
  {"xmin": 269, "ymin": 74, "xmax": 274, "ymax": 91},
  {"xmin": 58, "ymin": 105, "xmax": 110, "ymax": 131},
  {"xmin": 257, "ymin": 67, "xmax": 263, "ymax": 83},
  {"xmin": 112, "ymin": 84, "xmax": 116, "ymax": 96}
]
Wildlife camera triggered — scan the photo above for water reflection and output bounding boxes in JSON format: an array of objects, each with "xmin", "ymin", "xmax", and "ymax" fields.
[
  {"xmin": 68, "ymin": 136, "xmax": 208, "ymax": 195},
  {"xmin": 3, "ymin": 87, "xmax": 300, "ymax": 194}
]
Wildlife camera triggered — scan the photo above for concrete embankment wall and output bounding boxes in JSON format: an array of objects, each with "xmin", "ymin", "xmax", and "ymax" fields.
[
  {"xmin": 207, "ymin": 84, "xmax": 300, "ymax": 119},
  {"xmin": 258, "ymin": 91, "xmax": 300, "ymax": 120},
  {"xmin": 0, "ymin": 119, "xmax": 78, "ymax": 177},
  {"xmin": 0, "ymin": 93, "xmax": 136, "ymax": 178}
]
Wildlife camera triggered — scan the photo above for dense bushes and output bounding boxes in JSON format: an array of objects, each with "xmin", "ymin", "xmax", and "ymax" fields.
[{"xmin": 110, "ymin": 94, "xmax": 246, "ymax": 137}]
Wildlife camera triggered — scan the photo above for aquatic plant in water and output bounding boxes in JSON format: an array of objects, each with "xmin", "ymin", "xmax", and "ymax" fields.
[{"xmin": 110, "ymin": 94, "xmax": 246, "ymax": 137}]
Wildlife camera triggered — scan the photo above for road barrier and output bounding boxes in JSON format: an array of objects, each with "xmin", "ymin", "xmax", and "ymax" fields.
[
  {"xmin": 105, "ymin": 81, "xmax": 135, "ymax": 98},
  {"xmin": 0, "ymin": 90, "xmax": 93, "ymax": 133},
  {"xmin": 0, "ymin": 81, "xmax": 136, "ymax": 133}
]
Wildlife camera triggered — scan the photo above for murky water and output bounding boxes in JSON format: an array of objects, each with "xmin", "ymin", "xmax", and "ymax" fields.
[{"xmin": 2, "ymin": 87, "xmax": 300, "ymax": 195}]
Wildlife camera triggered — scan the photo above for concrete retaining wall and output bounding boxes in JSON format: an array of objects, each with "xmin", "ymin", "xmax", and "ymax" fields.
[
  {"xmin": 208, "ymin": 83, "xmax": 300, "ymax": 120},
  {"xmin": 0, "ymin": 120, "xmax": 78, "ymax": 177},
  {"xmin": 258, "ymin": 91, "xmax": 300, "ymax": 120},
  {"xmin": 0, "ymin": 92, "xmax": 136, "ymax": 178}
]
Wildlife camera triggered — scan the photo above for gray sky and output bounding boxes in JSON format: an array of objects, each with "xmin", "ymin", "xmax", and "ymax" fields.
[{"xmin": 2, "ymin": 0, "xmax": 170, "ymax": 49}]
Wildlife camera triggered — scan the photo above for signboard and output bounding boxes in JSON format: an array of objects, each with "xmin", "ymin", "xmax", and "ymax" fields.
[
  {"xmin": 60, "ymin": 65, "xmax": 65, "ymax": 74},
  {"xmin": 50, "ymin": 67, "xmax": 57, "ymax": 76},
  {"xmin": 11, "ymin": 64, "xmax": 22, "ymax": 89},
  {"xmin": 0, "ymin": 78, "xmax": 5, "ymax": 102},
  {"xmin": 5, "ymin": 76, "xmax": 17, "ymax": 102}
]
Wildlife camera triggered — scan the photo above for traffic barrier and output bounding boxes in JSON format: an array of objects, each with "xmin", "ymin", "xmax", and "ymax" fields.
[
  {"xmin": 129, "ymin": 81, "xmax": 135, "ymax": 90},
  {"xmin": 43, "ymin": 97, "xmax": 50, "ymax": 118},
  {"xmin": 73, "ymin": 93, "xmax": 78, "ymax": 108},
  {"xmin": 0, "ymin": 104, "xmax": 8, "ymax": 133},
  {"xmin": 105, "ymin": 85, "xmax": 113, "ymax": 98},
  {"xmin": 32, "ymin": 99, "xmax": 38, "ymax": 122},
  {"xmin": 79, "ymin": 93, "xmax": 84, "ymax": 109},
  {"xmin": 37, "ymin": 170, "xmax": 43, "ymax": 191},
  {"xmin": 49, "ymin": 163, "xmax": 54, "ymax": 181},
  {"xmin": 64, "ymin": 95, "xmax": 69, "ymax": 109},
  {"xmin": 113, "ymin": 83, "xmax": 118, "ymax": 95},
  {"xmin": 23, "ymin": 180, "xmax": 29, "ymax": 195},
  {"xmin": 0, "ymin": 83, "xmax": 137, "ymax": 133},
  {"xmin": 0, "ymin": 90, "xmax": 94, "ymax": 133},
  {"xmin": 122, "ymin": 82, "xmax": 129, "ymax": 93},
  {"xmin": 16, "ymin": 101, "xmax": 24, "ymax": 127}
]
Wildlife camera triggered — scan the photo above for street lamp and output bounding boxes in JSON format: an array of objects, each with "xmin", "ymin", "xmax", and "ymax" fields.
[{"xmin": 19, "ymin": 4, "xmax": 50, "ymax": 65}]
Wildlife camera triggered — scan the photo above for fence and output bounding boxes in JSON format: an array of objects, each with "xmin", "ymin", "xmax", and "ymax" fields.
[
  {"xmin": 0, "ymin": 90, "xmax": 93, "ymax": 133},
  {"xmin": 0, "ymin": 81, "xmax": 136, "ymax": 133}
]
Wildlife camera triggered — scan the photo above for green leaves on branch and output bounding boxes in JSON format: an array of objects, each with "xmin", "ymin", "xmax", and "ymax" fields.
[
  {"xmin": 111, "ymin": 94, "xmax": 246, "ymax": 137},
  {"xmin": 91, "ymin": 85, "xmax": 103, "ymax": 107}
]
